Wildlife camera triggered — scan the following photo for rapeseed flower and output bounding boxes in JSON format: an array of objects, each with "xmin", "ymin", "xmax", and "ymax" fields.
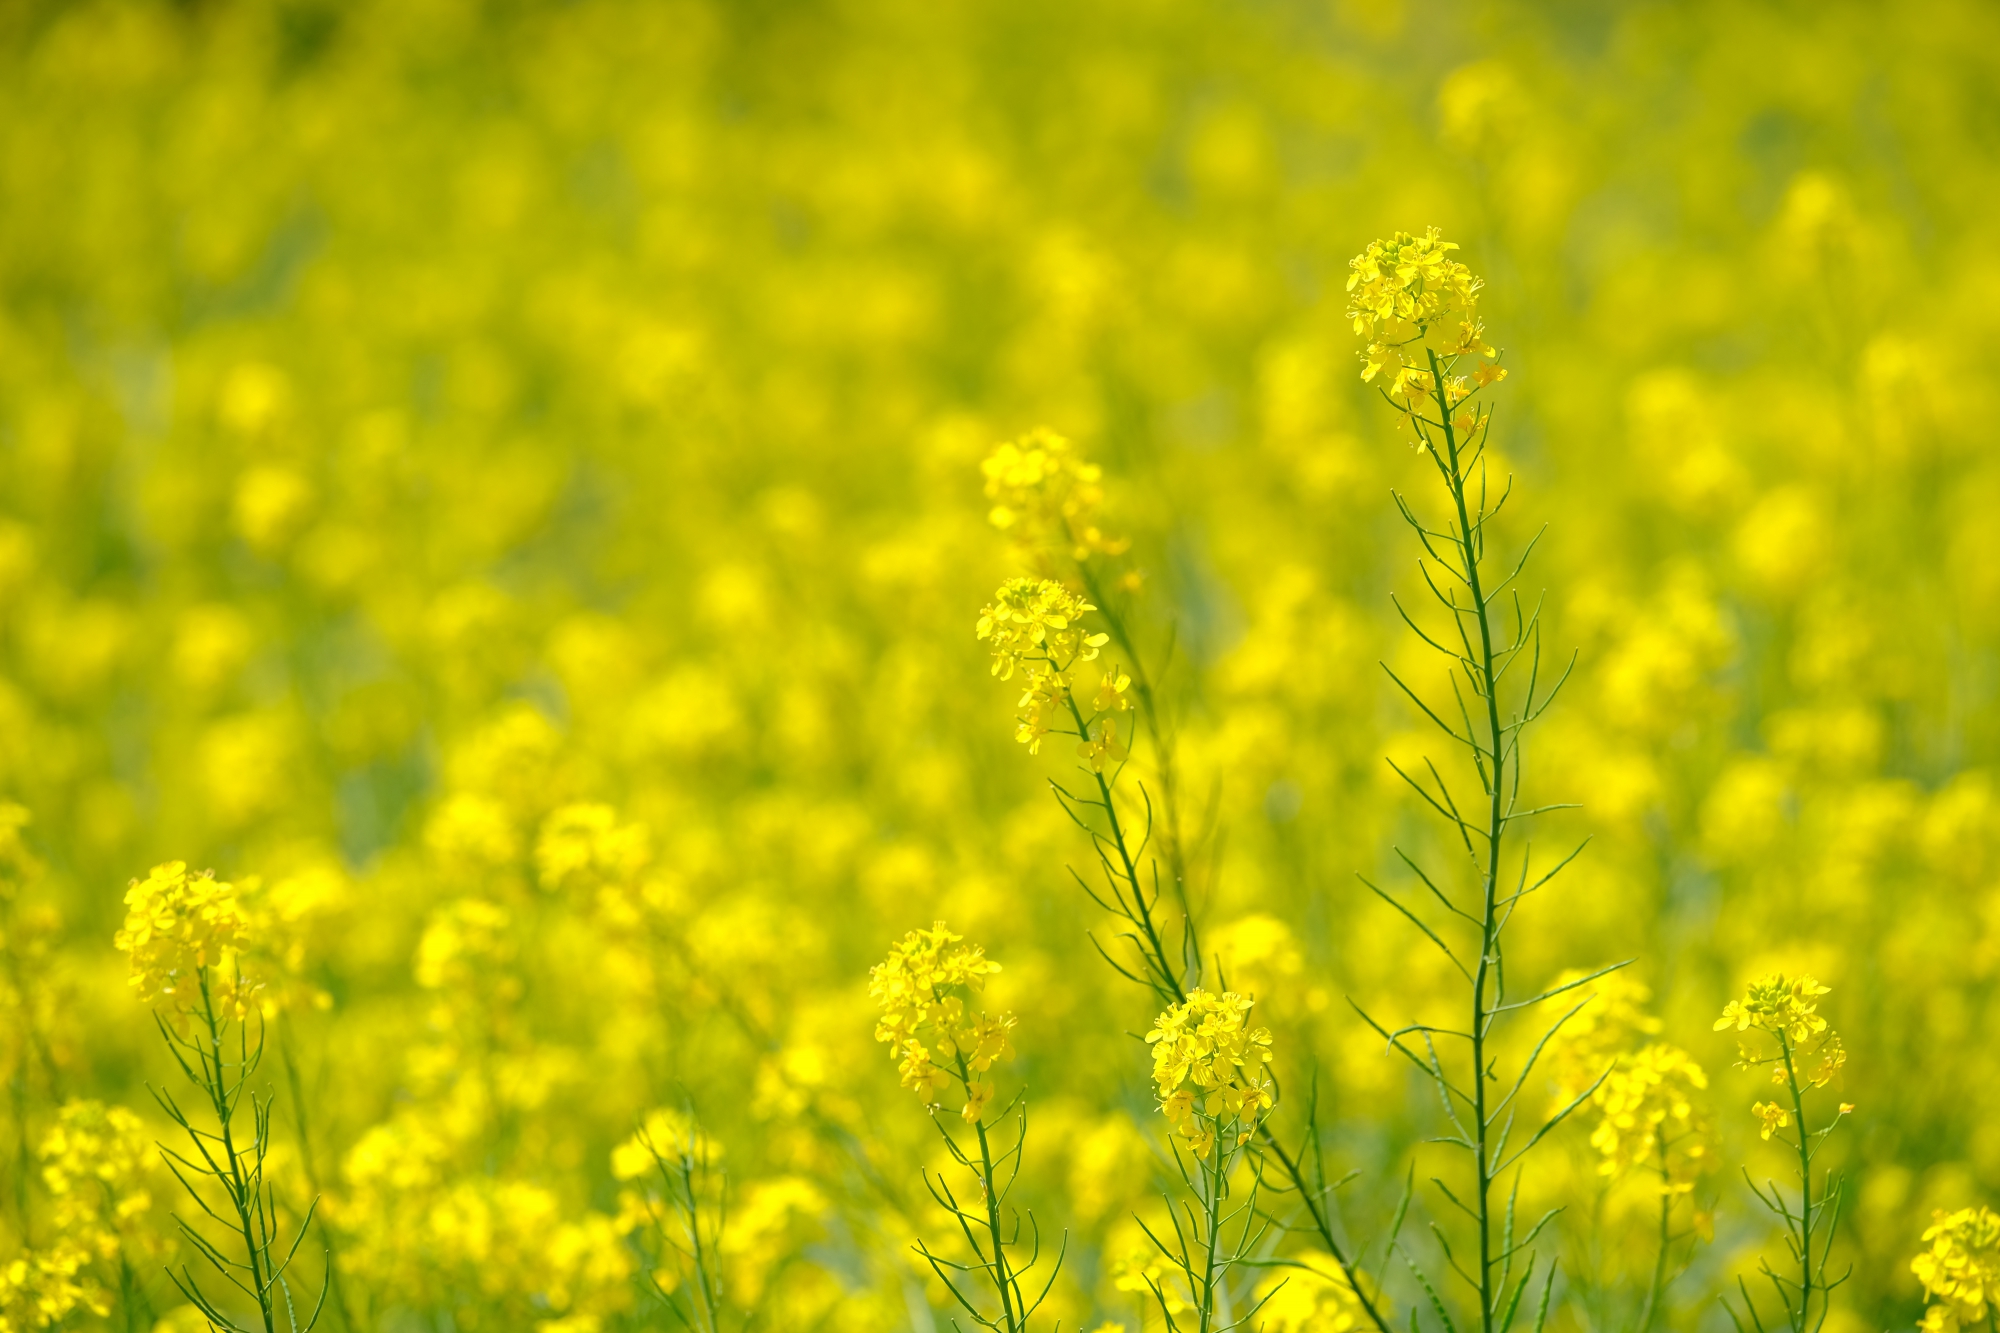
[
  {"xmin": 869, "ymin": 923, "xmax": 1014, "ymax": 1122},
  {"xmin": 1587, "ymin": 1044, "xmax": 1714, "ymax": 1191},
  {"xmin": 1145, "ymin": 989, "xmax": 1275, "ymax": 1157},
  {"xmin": 983, "ymin": 428, "xmax": 1128, "ymax": 566},
  {"xmin": 1913, "ymin": 1206, "xmax": 2000, "ymax": 1333},
  {"xmin": 111, "ymin": 861, "xmax": 255, "ymax": 1023}
]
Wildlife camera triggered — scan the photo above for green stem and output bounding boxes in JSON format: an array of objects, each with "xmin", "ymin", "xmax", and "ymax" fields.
[
  {"xmin": 1430, "ymin": 348, "xmax": 1504, "ymax": 1333},
  {"xmin": 957, "ymin": 1052, "xmax": 1019, "ymax": 1333},
  {"xmin": 1199, "ymin": 1136, "xmax": 1225, "ymax": 1333},
  {"xmin": 1062, "ymin": 682, "xmax": 1397, "ymax": 1333},
  {"xmin": 1636, "ymin": 1138, "xmax": 1671, "ymax": 1333},
  {"xmin": 196, "ymin": 972, "xmax": 279, "ymax": 1333},
  {"xmin": 1061, "ymin": 692, "xmax": 1184, "ymax": 1002},
  {"xmin": 1076, "ymin": 564, "xmax": 1195, "ymax": 927},
  {"xmin": 1780, "ymin": 1034, "xmax": 1813, "ymax": 1333},
  {"xmin": 678, "ymin": 1147, "xmax": 722, "ymax": 1333}
]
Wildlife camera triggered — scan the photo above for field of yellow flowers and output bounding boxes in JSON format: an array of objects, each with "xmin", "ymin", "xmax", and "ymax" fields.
[{"xmin": 5, "ymin": 1, "xmax": 2000, "ymax": 1330}]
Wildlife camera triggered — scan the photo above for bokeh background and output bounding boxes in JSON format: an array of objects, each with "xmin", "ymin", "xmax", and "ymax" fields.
[{"xmin": 3, "ymin": 0, "xmax": 1998, "ymax": 1329}]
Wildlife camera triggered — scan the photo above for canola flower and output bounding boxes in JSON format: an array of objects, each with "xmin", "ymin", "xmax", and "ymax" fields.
[
  {"xmin": 1252, "ymin": 1256, "xmax": 1371, "ymax": 1333},
  {"xmin": 869, "ymin": 922, "xmax": 1014, "ymax": 1124},
  {"xmin": 1585, "ymin": 1044, "xmax": 1713, "ymax": 1191},
  {"xmin": 2, "ymin": 5, "xmax": 1997, "ymax": 1328},
  {"xmin": 1145, "ymin": 989, "xmax": 1275, "ymax": 1161},
  {"xmin": 977, "ymin": 576, "xmax": 1123, "ymax": 756},
  {"xmin": 38, "ymin": 1100, "xmax": 156, "ymax": 1261},
  {"xmin": 1347, "ymin": 228, "xmax": 1505, "ymax": 441},
  {"xmin": 982, "ymin": 428, "xmax": 1128, "ymax": 568},
  {"xmin": 112, "ymin": 862, "xmax": 256, "ymax": 1025},
  {"xmin": 1348, "ymin": 228, "xmax": 1593, "ymax": 1333},
  {"xmin": 113, "ymin": 857, "xmax": 331, "ymax": 1333},
  {"xmin": 612, "ymin": 1107, "xmax": 726, "ymax": 1328},
  {"xmin": 1912, "ymin": 1206, "xmax": 2000, "ymax": 1333},
  {"xmin": 1716, "ymin": 975, "xmax": 1854, "ymax": 1333},
  {"xmin": 870, "ymin": 925, "xmax": 1056, "ymax": 1333}
]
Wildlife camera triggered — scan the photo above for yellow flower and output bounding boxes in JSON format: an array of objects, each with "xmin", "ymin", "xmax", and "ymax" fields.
[
  {"xmin": 111, "ymin": 861, "xmax": 257, "ymax": 1022},
  {"xmin": 39, "ymin": 1100, "xmax": 156, "ymax": 1260},
  {"xmin": 1713, "ymin": 973, "xmax": 1831, "ymax": 1043},
  {"xmin": 977, "ymin": 577, "xmax": 1106, "ymax": 682},
  {"xmin": 978, "ymin": 577, "xmax": 1110, "ymax": 750},
  {"xmin": 1585, "ymin": 1043, "xmax": 1714, "ymax": 1191},
  {"xmin": 1144, "ymin": 989, "xmax": 1276, "ymax": 1157},
  {"xmin": 1347, "ymin": 229, "xmax": 1498, "ymax": 384},
  {"xmin": 610, "ymin": 1108, "xmax": 715, "ymax": 1184},
  {"xmin": 1113, "ymin": 1249, "xmax": 1189, "ymax": 1315},
  {"xmin": 0, "ymin": 1243, "xmax": 109, "ymax": 1330},
  {"xmin": 1752, "ymin": 1101, "xmax": 1790, "ymax": 1140},
  {"xmin": 1092, "ymin": 665, "xmax": 1133, "ymax": 713},
  {"xmin": 1805, "ymin": 1033, "xmax": 1847, "ymax": 1088},
  {"xmin": 535, "ymin": 803, "xmax": 652, "ymax": 893},
  {"xmin": 1078, "ymin": 718, "xmax": 1128, "ymax": 772},
  {"xmin": 1913, "ymin": 1206, "xmax": 2000, "ymax": 1333},
  {"xmin": 869, "ymin": 924, "xmax": 1014, "ymax": 1118},
  {"xmin": 982, "ymin": 428, "xmax": 1128, "ymax": 565}
]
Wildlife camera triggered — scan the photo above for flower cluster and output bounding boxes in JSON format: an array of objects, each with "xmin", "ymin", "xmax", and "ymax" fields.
[
  {"xmin": 111, "ymin": 861, "xmax": 256, "ymax": 1023},
  {"xmin": 0, "ymin": 1245, "xmax": 107, "ymax": 1332},
  {"xmin": 976, "ymin": 577, "xmax": 1112, "ymax": 752},
  {"xmin": 1715, "ymin": 974, "xmax": 1852, "ymax": 1137},
  {"xmin": 869, "ymin": 924, "xmax": 1015, "ymax": 1123},
  {"xmin": 982, "ymin": 428, "xmax": 1127, "ymax": 566},
  {"xmin": 1912, "ymin": 1206, "xmax": 2000, "ymax": 1333},
  {"xmin": 1715, "ymin": 973, "xmax": 1830, "ymax": 1044},
  {"xmin": 1145, "ymin": 989, "xmax": 1275, "ymax": 1159},
  {"xmin": 1586, "ymin": 1044, "xmax": 1714, "ymax": 1191},
  {"xmin": 1347, "ymin": 229, "xmax": 1503, "ymax": 427},
  {"xmin": 40, "ymin": 1100, "xmax": 157, "ymax": 1260},
  {"xmin": 1714, "ymin": 974, "xmax": 1847, "ymax": 1081}
]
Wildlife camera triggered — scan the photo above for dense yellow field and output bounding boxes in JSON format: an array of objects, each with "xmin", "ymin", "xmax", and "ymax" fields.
[{"xmin": 4, "ymin": 1, "xmax": 1999, "ymax": 1330}]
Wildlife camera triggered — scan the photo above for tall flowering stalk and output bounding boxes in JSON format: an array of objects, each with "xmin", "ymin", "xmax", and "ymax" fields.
[
  {"xmin": 1130, "ymin": 989, "xmax": 1282, "ymax": 1332},
  {"xmin": 869, "ymin": 924, "xmax": 1059, "ymax": 1332},
  {"xmin": 1348, "ymin": 229, "xmax": 1606, "ymax": 1333},
  {"xmin": 974, "ymin": 434, "xmax": 1397, "ymax": 1333},
  {"xmin": 114, "ymin": 862, "xmax": 329, "ymax": 1333},
  {"xmin": 1715, "ymin": 974, "xmax": 1853, "ymax": 1333}
]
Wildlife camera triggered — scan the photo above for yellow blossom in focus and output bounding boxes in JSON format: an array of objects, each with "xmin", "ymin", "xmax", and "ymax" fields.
[
  {"xmin": 1714, "ymin": 973, "xmax": 1831, "ymax": 1044},
  {"xmin": 977, "ymin": 578, "xmax": 1106, "ymax": 683},
  {"xmin": 111, "ymin": 861, "xmax": 256, "ymax": 1022},
  {"xmin": 976, "ymin": 577, "xmax": 1109, "ymax": 753},
  {"xmin": 1752, "ymin": 1101, "xmax": 1790, "ymax": 1140},
  {"xmin": 868, "ymin": 923, "xmax": 1014, "ymax": 1121},
  {"xmin": 1347, "ymin": 229, "xmax": 1496, "ymax": 365},
  {"xmin": 1145, "ymin": 989, "xmax": 1275, "ymax": 1157}
]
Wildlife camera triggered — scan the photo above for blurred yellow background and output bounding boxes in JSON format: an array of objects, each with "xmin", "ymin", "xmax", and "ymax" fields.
[{"xmin": 2, "ymin": 0, "xmax": 1997, "ymax": 1329}]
